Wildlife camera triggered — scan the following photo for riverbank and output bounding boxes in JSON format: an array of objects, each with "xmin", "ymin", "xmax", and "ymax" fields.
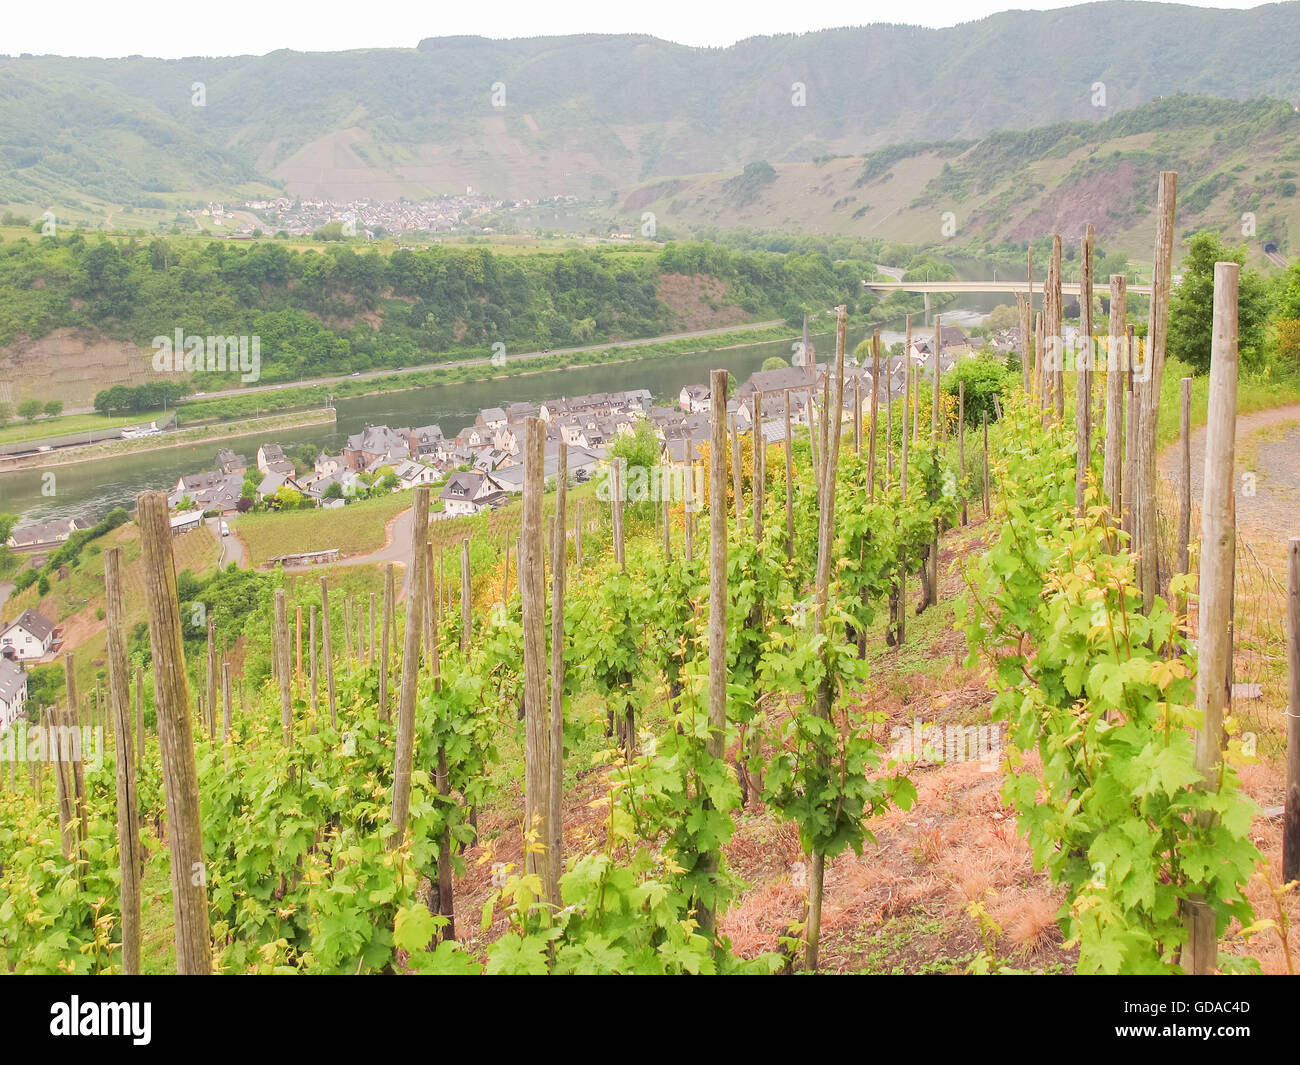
[
  {"xmin": 0, "ymin": 407, "xmax": 337, "ymax": 472},
  {"xmin": 178, "ymin": 322, "xmax": 798, "ymax": 423}
]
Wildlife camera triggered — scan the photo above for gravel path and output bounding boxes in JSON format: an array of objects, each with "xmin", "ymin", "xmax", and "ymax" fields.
[{"xmin": 1157, "ymin": 403, "xmax": 1300, "ymax": 556}]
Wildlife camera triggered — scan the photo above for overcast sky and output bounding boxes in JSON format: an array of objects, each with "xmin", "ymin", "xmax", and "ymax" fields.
[{"xmin": 4, "ymin": 0, "xmax": 1279, "ymax": 57}]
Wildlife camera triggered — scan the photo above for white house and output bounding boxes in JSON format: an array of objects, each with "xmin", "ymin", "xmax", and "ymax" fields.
[
  {"xmin": 0, "ymin": 657, "xmax": 27, "ymax": 728},
  {"xmin": 439, "ymin": 471, "xmax": 505, "ymax": 517},
  {"xmin": 679, "ymin": 385, "xmax": 710, "ymax": 414},
  {"xmin": 392, "ymin": 460, "xmax": 439, "ymax": 491},
  {"xmin": 0, "ymin": 609, "xmax": 55, "ymax": 662}
]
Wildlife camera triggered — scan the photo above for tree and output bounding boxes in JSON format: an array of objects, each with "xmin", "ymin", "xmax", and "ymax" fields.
[
  {"xmin": 0, "ymin": 402, "xmax": 10, "ymax": 428},
  {"xmin": 0, "ymin": 513, "xmax": 17, "ymax": 543},
  {"xmin": 323, "ymin": 481, "xmax": 344, "ymax": 500},
  {"xmin": 984, "ymin": 304, "xmax": 1019, "ymax": 332},
  {"xmin": 607, "ymin": 417, "xmax": 664, "ymax": 521},
  {"xmin": 761, "ymin": 356, "xmax": 788, "ymax": 372},
  {"xmin": 43, "ymin": 400, "xmax": 62, "ymax": 418},
  {"xmin": 1168, "ymin": 232, "xmax": 1270, "ymax": 373},
  {"xmin": 17, "ymin": 399, "xmax": 42, "ymax": 422}
]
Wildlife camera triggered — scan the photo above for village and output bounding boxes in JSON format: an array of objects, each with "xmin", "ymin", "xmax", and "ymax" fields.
[{"xmin": 0, "ymin": 318, "xmax": 987, "ymax": 730}]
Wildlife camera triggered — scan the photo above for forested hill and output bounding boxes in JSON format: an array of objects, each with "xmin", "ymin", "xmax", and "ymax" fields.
[
  {"xmin": 0, "ymin": 235, "xmax": 896, "ymax": 394},
  {"xmin": 4, "ymin": 1, "xmax": 1300, "ymax": 209}
]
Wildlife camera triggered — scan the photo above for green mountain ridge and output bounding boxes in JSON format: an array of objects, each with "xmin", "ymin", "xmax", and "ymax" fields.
[{"xmin": 3, "ymin": 2, "xmax": 1300, "ymax": 213}]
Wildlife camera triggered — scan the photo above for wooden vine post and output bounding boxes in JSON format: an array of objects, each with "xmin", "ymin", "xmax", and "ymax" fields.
[
  {"xmin": 1049, "ymin": 233, "xmax": 1064, "ymax": 421},
  {"xmin": 1184, "ymin": 261, "xmax": 1239, "ymax": 974},
  {"xmin": 699, "ymin": 367, "xmax": 730, "ymax": 939},
  {"xmin": 1178, "ymin": 377, "xmax": 1193, "ymax": 577},
  {"xmin": 1017, "ymin": 292, "xmax": 1031, "ymax": 397},
  {"xmin": 460, "ymin": 537, "xmax": 471, "ymax": 653},
  {"xmin": 548, "ymin": 438, "xmax": 567, "ymax": 896},
  {"xmin": 320, "ymin": 577, "xmax": 337, "ymax": 728},
  {"xmin": 105, "ymin": 546, "xmax": 142, "ymax": 974},
  {"xmin": 308, "ymin": 605, "xmax": 319, "ymax": 721},
  {"xmin": 389, "ymin": 486, "xmax": 429, "ymax": 850},
  {"xmin": 519, "ymin": 418, "xmax": 556, "ymax": 906},
  {"xmin": 1123, "ymin": 327, "xmax": 1138, "ymax": 541},
  {"xmin": 1284, "ymin": 537, "xmax": 1300, "ymax": 881},
  {"xmin": 1135, "ymin": 171, "xmax": 1178, "ymax": 613},
  {"xmin": 958, "ymin": 381, "xmax": 967, "ymax": 525},
  {"xmin": 1104, "ymin": 274, "xmax": 1127, "ymax": 514},
  {"xmin": 380, "ymin": 563, "xmax": 393, "ymax": 722},
  {"xmin": 981, "ymin": 410, "xmax": 990, "ymax": 518},
  {"xmin": 205, "ymin": 616, "xmax": 217, "ymax": 741},
  {"xmin": 868, "ymin": 329, "xmax": 880, "ymax": 501},
  {"xmin": 730, "ymin": 412, "xmax": 743, "ymax": 525},
  {"xmin": 751, "ymin": 391, "xmax": 764, "ymax": 542},
  {"xmin": 275, "ymin": 590, "xmax": 292, "ymax": 746},
  {"xmin": 1076, "ymin": 224, "xmax": 1094, "ymax": 516},
  {"xmin": 783, "ymin": 388, "xmax": 795, "ymax": 559},
  {"xmin": 808, "ymin": 305, "xmax": 848, "ymax": 972},
  {"xmin": 137, "ymin": 491, "xmax": 211, "ymax": 974}
]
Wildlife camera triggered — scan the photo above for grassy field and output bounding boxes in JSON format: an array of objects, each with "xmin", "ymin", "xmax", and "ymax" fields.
[
  {"xmin": 235, "ymin": 492, "xmax": 414, "ymax": 566},
  {"xmin": 0, "ymin": 410, "xmax": 168, "ymax": 447}
]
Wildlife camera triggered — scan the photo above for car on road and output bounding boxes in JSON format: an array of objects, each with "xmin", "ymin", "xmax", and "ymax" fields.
[
  {"xmin": 350, "ymin": 371, "xmax": 362, "ymax": 377},
  {"xmin": 220, "ymin": 521, "xmax": 230, "ymax": 537}
]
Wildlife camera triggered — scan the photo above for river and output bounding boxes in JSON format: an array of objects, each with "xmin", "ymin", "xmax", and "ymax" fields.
[{"xmin": 0, "ymin": 298, "xmax": 999, "ymax": 524}]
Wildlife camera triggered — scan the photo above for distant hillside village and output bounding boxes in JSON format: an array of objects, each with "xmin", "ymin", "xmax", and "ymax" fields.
[{"xmin": 160, "ymin": 321, "xmax": 985, "ymax": 525}]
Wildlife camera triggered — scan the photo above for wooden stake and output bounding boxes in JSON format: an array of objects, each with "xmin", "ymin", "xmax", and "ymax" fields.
[
  {"xmin": 1104, "ymin": 274, "xmax": 1128, "ymax": 514},
  {"xmin": 137, "ymin": 491, "xmax": 211, "ymax": 974},
  {"xmin": 390, "ymin": 486, "xmax": 429, "ymax": 850},
  {"xmin": 868, "ymin": 329, "xmax": 880, "ymax": 501},
  {"xmin": 343, "ymin": 594, "xmax": 354, "ymax": 666},
  {"xmin": 1017, "ymin": 292, "xmax": 1031, "ymax": 397},
  {"xmin": 808, "ymin": 305, "xmax": 849, "ymax": 972},
  {"xmin": 548, "ymin": 437, "xmax": 567, "ymax": 896},
  {"xmin": 105, "ymin": 547, "xmax": 141, "ymax": 975},
  {"xmin": 1184, "ymin": 260, "xmax": 1237, "ymax": 975},
  {"xmin": 751, "ymin": 390, "xmax": 763, "ymax": 543},
  {"xmin": 982, "ymin": 410, "xmax": 990, "ymax": 518},
  {"xmin": 1136, "ymin": 171, "xmax": 1178, "ymax": 613},
  {"xmin": 222, "ymin": 660, "xmax": 232, "ymax": 743},
  {"xmin": 1075, "ymin": 225, "xmax": 1094, "ymax": 515},
  {"xmin": 460, "ymin": 537, "xmax": 471, "ymax": 652},
  {"xmin": 135, "ymin": 666, "xmax": 144, "ymax": 782},
  {"xmin": 1284, "ymin": 538, "xmax": 1300, "ymax": 881},
  {"xmin": 958, "ymin": 380, "xmax": 967, "ymax": 525},
  {"xmin": 730, "ymin": 413, "xmax": 743, "ymax": 525},
  {"xmin": 308, "ymin": 605, "xmax": 319, "ymax": 720},
  {"xmin": 853, "ymin": 375, "xmax": 862, "ymax": 457},
  {"xmin": 931, "ymin": 314, "xmax": 941, "ymax": 445},
  {"xmin": 1123, "ymin": 327, "xmax": 1138, "ymax": 541},
  {"xmin": 700, "ymin": 367, "xmax": 730, "ymax": 938},
  {"xmin": 380, "ymin": 564, "xmax": 393, "ymax": 722},
  {"xmin": 520, "ymin": 419, "xmax": 555, "ymax": 904},
  {"xmin": 777, "ymin": 390, "xmax": 791, "ymax": 559},
  {"xmin": 205, "ymin": 616, "xmax": 216, "ymax": 741},
  {"xmin": 320, "ymin": 577, "xmax": 337, "ymax": 728},
  {"xmin": 275, "ymin": 590, "xmax": 292, "ymax": 746},
  {"xmin": 1178, "ymin": 377, "xmax": 1193, "ymax": 577},
  {"xmin": 63, "ymin": 652, "xmax": 87, "ymax": 850},
  {"xmin": 574, "ymin": 499, "xmax": 583, "ymax": 572}
]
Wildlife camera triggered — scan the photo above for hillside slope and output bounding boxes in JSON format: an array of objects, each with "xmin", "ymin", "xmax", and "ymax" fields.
[
  {"xmin": 622, "ymin": 97, "xmax": 1300, "ymax": 261},
  {"xmin": 3, "ymin": 2, "xmax": 1300, "ymax": 211}
]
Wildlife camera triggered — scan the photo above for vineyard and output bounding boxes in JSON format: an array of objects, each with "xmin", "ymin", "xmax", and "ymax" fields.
[{"xmin": 0, "ymin": 173, "xmax": 1294, "ymax": 979}]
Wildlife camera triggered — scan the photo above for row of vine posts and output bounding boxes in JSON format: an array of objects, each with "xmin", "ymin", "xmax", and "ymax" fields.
[{"xmin": 21, "ymin": 164, "xmax": 1300, "ymax": 973}]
